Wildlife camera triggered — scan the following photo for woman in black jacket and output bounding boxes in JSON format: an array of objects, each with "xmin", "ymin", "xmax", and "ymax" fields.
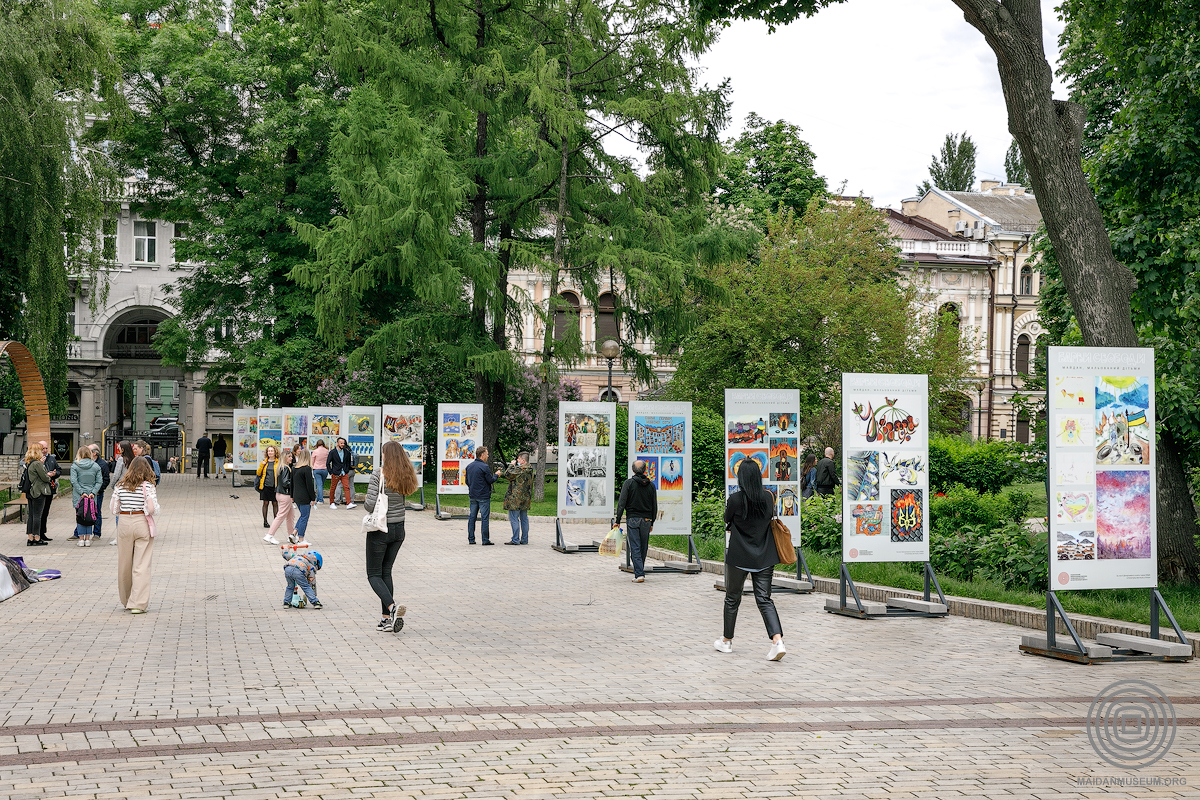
[
  {"xmin": 289, "ymin": 449, "xmax": 317, "ymax": 543},
  {"xmin": 716, "ymin": 458, "xmax": 786, "ymax": 661}
]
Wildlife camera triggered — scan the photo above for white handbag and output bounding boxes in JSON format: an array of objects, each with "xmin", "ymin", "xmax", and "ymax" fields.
[{"xmin": 362, "ymin": 478, "xmax": 389, "ymax": 533}]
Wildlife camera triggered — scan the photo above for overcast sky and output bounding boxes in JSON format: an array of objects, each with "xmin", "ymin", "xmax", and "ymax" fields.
[{"xmin": 693, "ymin": 0, "xmax": 1067, "ymax": 210}]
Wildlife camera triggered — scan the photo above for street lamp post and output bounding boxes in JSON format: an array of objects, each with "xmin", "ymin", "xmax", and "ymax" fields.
[{"xmin": 600, "ymin": 339, "xmax": 620, "ymax": 401}]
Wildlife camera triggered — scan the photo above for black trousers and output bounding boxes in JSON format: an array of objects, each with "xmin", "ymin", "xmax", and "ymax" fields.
[
  {"xmin": 39, "ymin": 492, "xmax": 53, "ymax": 535},
  {"xmin": 197, "ymin": 455, "xmax": 209, "ymax": 478},
  {"xmin": 366, "ymin": 522, "xmax": 405, "ymax": 615},
  {"xmin": 723, "ymin": 565, "xmax": 782, "ymax": 641},
  {"xmin": 27, "ymin": 495, "xmax": 47, "ymax": 539}
]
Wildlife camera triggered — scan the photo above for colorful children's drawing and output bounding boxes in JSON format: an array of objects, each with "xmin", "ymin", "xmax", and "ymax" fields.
[
  {"xmin": 442, "ymin": 413, "xmax": 460, "ymax": 436},
  {"xmin": 890, "ymin": 489, "xmax": 923, "ymax": 542},
  {"xmin": 350, "ymin": 414, "xmax": 375, "ymax": 435},
  {"xmin": 1056, "ymin": 531, "xmax": 1096, "ymax": 561},
  {"xmin": 311, "ymin": 415, "xmax": 338, "ymax": 437},
  {"xmin": 1096, "ymin": 470, "xmax": 1152, "ymax": 559},
  {"xmin": 852, "ymin": 503, "xmax": 883, "ymax": 535},
  {"xmin": 851, "ymin": 397, "xmax": 920, "ymax": 443},
  {"xmin": 460, "ymin": 415, "xmax": 479, "ymax": 436},
  {"xmin": 777, "ymin": 486, "xmax": 799, "ymax": 517},
  {"xmin": 880, "ymin": 452, "xmax": 924, "ymax": 487},
  {"xmin": 1054, "ymin": 376, "xmax": 1091, "ymax": 409},
  {"xmin": 1055, "ymin": 414, "xmax": 1092, "ymax": 447},
  {"xmin": 770, "ymin": 438, "xmax": 798, "ymax": 482},
  {"xmin": 726, "ymin": 416, "xmax": 761, "ymax": 444},
  {"xmin": 564, "ymin": 413, "xmax": 610, "ymax": 447},
  {"xmin": 1056, "ymin": 490, "xmax": 1094, "ymax": 524},
  {"xmin": 847, "ymin": 451, "xmax": 880, "ymax": 502},
  {"xmin": 384, "ymin": 414, "xmax": 422, "ymax": 444},
  {"xmin": 727, "ymin": 448, "xmax": 768, "ymax": 480},
  {"xmin": 660, "ymin": 457, "xmax": 683, "ymax": 491},
  {"xmin": 566, "ymin": 479, "xmax": 586, "ymax": 507},
  {"xmin": 635, "ymin": 416, "xmax": 686, "ymax": 454},
  {"xmin": 441, "ymin": 461, "xmax": 461, "ymax": 486},
  {"xmin": 769, "ymin": 413, "xmax": 797, "ymax": 436},
  {"xmin": 641, "ymin": 456, "xmax": 659, "ymax": 487},
  {"xmin": 1095, "ymin": 376, "xmax": 1151, "ymax": 466}
]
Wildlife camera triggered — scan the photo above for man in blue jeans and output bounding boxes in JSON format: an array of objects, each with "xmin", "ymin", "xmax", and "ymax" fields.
[
  {"xmin": 614, "ymin": 460, "xmax": 658, "ymax": 582},
  {"xmin": 464, "ymin": 446, "xmax": 497, "ymax": 545}
]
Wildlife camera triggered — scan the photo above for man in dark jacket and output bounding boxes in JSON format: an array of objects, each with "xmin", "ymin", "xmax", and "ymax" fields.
[
  {"xmin": 328, "ymin": 437, "xmax": 356, "ymax": 509},
  {"xmin": 464, "ymin": 447, "xmax": 497, "ymax": 545},
  {"xmin": 38, "ymin": 440, "xmax": 59, "ymax": 540},
  {"xmin": 614, "ymin": 460, "xmax": 657, "ymax": 582},
  {"xmin": 195, "ymin": 432, "xmax": 213, "ymax": 479},
  {"xmin": 87, "ymin": 443, "xmax": 110, "ymax": 539},
  {"xmin": 814, "ymin": 447, "xmax": 840, "ymax": 496}
]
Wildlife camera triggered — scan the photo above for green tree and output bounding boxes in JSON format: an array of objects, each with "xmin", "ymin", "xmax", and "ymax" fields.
[
  {"xmin": 916, "ymin": 131, "xmax": 977, "ymax": 195},
  {"xmin": 1004, "ymin": 139, "xmax": 1029, "ymax": 186},
  {"xmin": 668, "ymin": 198, "xmax": 973, "ymax": 444},
  {"xmin": 716, "ymin": 112, "xmax": 826, "ymax": 221},
  {"xmin": 1, "ymin": 0, "xmax": 121, "ymax": 412}
]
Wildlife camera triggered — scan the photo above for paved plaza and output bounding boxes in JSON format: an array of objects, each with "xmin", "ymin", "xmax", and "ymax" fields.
[{"xmin": 2, "ymin": 474, "xmax": 1199, "ymax": 798}]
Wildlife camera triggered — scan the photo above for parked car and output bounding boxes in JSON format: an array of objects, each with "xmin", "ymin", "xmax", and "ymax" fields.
[{"xmin": 149, "ymin": 415, "xmax": 179, "ymax": 429}]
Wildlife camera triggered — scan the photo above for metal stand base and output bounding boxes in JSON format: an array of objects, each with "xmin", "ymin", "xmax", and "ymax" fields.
[
  {"xmin": 825, "ymin": 562, "xmax": 949, "ymax": 619},
  {"xmin": 1019, "ymin": 589, "xmax": 1193, "ymax": 664},
  {"xmin": 713, "ymin": 548, "xmax": 815, "ymax": 593},
  {"xmin": 434, "ymin": 493, "xmax": 467, "ymax": 521},
  {"xmin": 407, "ymin": 486, "xmax": 425, "ymax": 511},
  {"xmin": 618, "ymin": 531, "xmax": 701, "ymax": 573},
  {"xmin": 552, "ymin": 518, "xmax": 598, "ymax": 553}
]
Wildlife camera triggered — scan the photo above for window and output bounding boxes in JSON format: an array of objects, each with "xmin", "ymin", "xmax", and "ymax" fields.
[
  {"xmin": 208, "ymin": 391, "xmax": 237, "ymax": 409},
  {"xmin": 218, "ymin": 318, "xmax": 234, "ymax": 340},
  {"xmin": 102, "ymin": 218, "xmax": 117, "ymax": 261},
  {"xmin": 595, "ymin": 292, "xmax": 619, "ymax": 343},
  {"xmin": 1020, "ymin": 265, "xmax": 1032, "ymax": 295},
  {"xmin": 173, "ymin": 222, "xmax": 189, "ymax": 239},
  {"xmin": 133, "ymin": 220, "xmax": 156, "ymax": 262},
  {"xmin": 67, "ymin": 311, "xmax": 76, "ymax": 336},
  {"xmin": 937, "ymin": 302, "xmax": 961, "ymax": 336},
  {"xmin": 1016, "ymin": 411, "xmax": 1030, "ymax": 444},
  {"xmin": 1015, "ymin": 334, "xmax": 1031, "ymax": 375},
  {"xmin": 148, "ymin": 381, "xmax": 161, "ymax": 401},
  {"xmin": 553, "ymin": 292, "xmax": 581, "ymax": 341}
]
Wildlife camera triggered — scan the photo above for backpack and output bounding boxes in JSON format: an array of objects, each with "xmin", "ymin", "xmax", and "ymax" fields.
[
  {"xmin": 75, "ymin": 495, "xmax": 98, "ymax": 526},
  {"xmin": 17, "ymin": 463, "xmax": 31, "ymax": 495},
  {"xmin": 145, "ymin": 455, "xmax": 161, "ymax": 484}
]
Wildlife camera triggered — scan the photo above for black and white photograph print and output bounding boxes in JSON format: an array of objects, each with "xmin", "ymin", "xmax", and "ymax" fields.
[
  {"xmin": 586, "ymin": 479, "xmax": 608, "ymax": 507},
  {"xmin": 564, "ymin": 448, "xmax": 608, "ymax": 478}
]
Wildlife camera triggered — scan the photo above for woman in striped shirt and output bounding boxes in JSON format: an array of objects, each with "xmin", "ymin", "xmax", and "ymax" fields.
[{"xmin": 110, "ymin": 457, "xmax": 160, "ymax": 614}]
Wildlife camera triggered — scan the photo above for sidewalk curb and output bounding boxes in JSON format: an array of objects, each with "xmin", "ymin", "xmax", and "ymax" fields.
[{"xmin": 645, "ymin": 546, "xmax": 1200, "ymax": 657}]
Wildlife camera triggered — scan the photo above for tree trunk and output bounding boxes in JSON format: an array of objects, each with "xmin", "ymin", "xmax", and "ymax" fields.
[{"xmin": 952, "ymin": 0, "xmax": 1200, "ymax": 582}]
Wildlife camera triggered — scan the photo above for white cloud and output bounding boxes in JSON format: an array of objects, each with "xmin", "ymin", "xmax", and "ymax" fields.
[{"xmin": 694, "ymin": 0, "xmax": 1066, "ymax": 210}]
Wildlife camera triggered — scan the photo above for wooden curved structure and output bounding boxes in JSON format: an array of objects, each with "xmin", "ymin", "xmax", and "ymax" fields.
[{"xmin": 0, "ymin": 341, "xmax": 51, "ymax": 446}]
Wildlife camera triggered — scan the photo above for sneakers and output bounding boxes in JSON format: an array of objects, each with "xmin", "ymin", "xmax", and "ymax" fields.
[
  {"xmin": 130, "ymin": 608, "xmax": 146, "ymax": 614},
  {"xmin": 284, "ymin": 602, "xmax": 293, "ymax": 609},
  {"xmin": 329, "ymin": 503, "xmax": 337, "ymax": 509},
  {"xmin": 27, "ymin": 540, "xmax": 47, "ymax": 546},
  {"xmin": 110, "ymin": 539, "xmax": 118, "ymax": 545},
  {"xmin": 376, "ymin": 617, "xmax": 389, "ymax": 631},
  {"xmin": 767, "ymin": 639, "xmax": 786, "ymax": 662},
  {"xmin": 714, "ymin": 639, "xmax": 733, "ymax": 654},
  {"xmin": 310, "ymin": 600, "xmax": 323, "ymax": 609},
  {"xmin": 632, "ymin": 576, "xmax": 645, "ymax": 583},
  {"xmin": 78, "ymin": 540, "xmax": 86, "ymax": 547},
  {"xmin": 504, "ymin": 541, "xmax": 519, "ymax": 545},
  {"xmin": 345, "ymin": 503, "xmax": 357, "ymax": 510},
  {"xmin": 263, "ymin": 534, "xmax": 279, "ymax": 544},
  {"xmin": 387, "ymin": 604, "xmax": 406, "ymax": 633},
  {"xmin": 85, "ymin": 539, "xmax": 91, "ymax": 547},
  {"xmin": 481, "ymin": 541, "xmax": 494, "ymax": 546},
  {"xmin": 287, "ymin": 532, "xmax": 298, "ymax": 544}
]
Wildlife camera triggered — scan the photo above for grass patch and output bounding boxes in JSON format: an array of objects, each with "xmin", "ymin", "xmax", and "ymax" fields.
[
  {"xmin": 1003, "ymin": 481, "xmax": 1048, "ymax": 519},
  {"xmin": 410, "ymin": 478, "xmax": 560, "ymax": 517}
]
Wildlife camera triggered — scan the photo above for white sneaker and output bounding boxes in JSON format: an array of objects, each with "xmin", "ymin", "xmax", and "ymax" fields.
[
  {"xmin": 85, "ymin": 539, "xmax": 91, "ymax": 547},
  {"xmin": 288, "ymin": 533, "xmax": 298, "ymax": 544},
  {"xmin": 329, "ymin": 503, "xmax": 337, "ymax": 509},
  {"xmin": 78, "ymin": 540, "xmax": 85, "ymax": 547},
  {"xmin": 264, "ymin": 535, "xmax": 279, "ymax": 544},
  {"xmin": 346, "ymin": 502, "xmax": 357, "ymax": 510},
  {"xmin": 110, "ymin": 539, "xmax": 118, "ymax": 546},
  {"xmin": 767, "ymin": 640, "xmax": 786, "ymax": 662},
  {"xmin": 714, "ymin": 639, "xmax": 732, "ymax": 654}
]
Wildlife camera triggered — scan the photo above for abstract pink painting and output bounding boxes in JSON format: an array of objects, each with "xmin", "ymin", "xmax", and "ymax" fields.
[{"xmin": 1096, "ymin": 470, "xmax": 1152, "ymax": 559}]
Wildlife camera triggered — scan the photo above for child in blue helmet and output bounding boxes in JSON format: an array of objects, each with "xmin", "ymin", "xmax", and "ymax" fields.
[{"xmin": 283, "ymin": 549, "xmax": 323, "ymax": 609}]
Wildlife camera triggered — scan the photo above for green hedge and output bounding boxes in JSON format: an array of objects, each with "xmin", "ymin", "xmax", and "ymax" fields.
[{"xmin": 928, "ymin": 434, "xmax": 1043, "ymax": 494}]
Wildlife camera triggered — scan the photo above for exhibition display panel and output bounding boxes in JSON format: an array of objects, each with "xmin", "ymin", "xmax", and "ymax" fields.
[
  {"xmin": 552, "ymin": 401, "xmax": 616, "ymax": 553},
  {"xmin": 382, "ymin": 404, "xmax": 426, "ymax": 488},
  {"xmin": 341, "ymin": 406, "xmax": 381, "ymax": 483}
]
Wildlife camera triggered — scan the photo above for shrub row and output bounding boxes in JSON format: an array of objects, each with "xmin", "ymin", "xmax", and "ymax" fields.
[{"xmin": 928, "ymin": 434, "xmax": 1044, "ymax": 494}]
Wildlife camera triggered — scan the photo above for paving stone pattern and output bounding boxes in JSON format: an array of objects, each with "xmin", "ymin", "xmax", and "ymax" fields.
[{"xmin": 2, "ymin": 474, "xmax": 1198, "ymax": 798}]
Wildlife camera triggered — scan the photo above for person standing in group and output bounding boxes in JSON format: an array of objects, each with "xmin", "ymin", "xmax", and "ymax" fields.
[
  {"xmin": 213, "ymin": 434, "xmax": 228, "ymax": 472},
  {"xmin": 614, "ymin": 460, "xmax": 657, "ymax": 583},
  {"xmin": 87, "ymin": 443, "xmax": 110, "ymax": 540},
  {"xmin": 21, "ymin": 443, "xmax": 51, "ymax": 546},
  {"xmin": 109, "ymin": 441, "xmax": 135, "ymax": 545},
  {"xmin": 814, "ymin": 446, "xmax": 840, "ymax": 497},
  {"xmin": 464, "ymin": 446, "xmax": 496, "ymax": 545},
  {"xmin": 715, "ymin": 458, "xmax": 786, "ymax": 661},
  {"xmin": 111, "ymin": 457, "xmax": 160, "ymax": 614},
  {"xmin": 363, "ymin": 441, "xmax": 419, "ymax": 632},
  {"xmin": 289, "ymin": 449, "xmax": 316, "ymax": 543},
  {"xmin": 310, "ymin": 440, "xmax": 329, "ymax": 505},
  {"xmin": 37, "ymin": 440, "xmax": 59, "ymax": 541},
  {"xmin": 800, "ymin": 454, "xmax": 817, "ymax": 500},
  {"xmin": 264, "ymin": 449, "xmax": 295, "ymax": 544},
  {"xmin": 500, "ymin": 452, "xmax": 534, "ymax": 545},
  {"xmin": 132, "ymin": 440, "xmax": 161, "ymax": 484},
  {"xmin": 328, "ymin": 437, "xmax": 356, "ymax": 509},
  {"xmin": 70, "ymin": 447, "xmax": 103, "ymax": 547},
  {"xmin": 195, "ymin": 432, "xmax": 213, "ymax": 479},
  {"xmin": 257, "ymin": 445, "xmax": 280, "ymax": 529}
]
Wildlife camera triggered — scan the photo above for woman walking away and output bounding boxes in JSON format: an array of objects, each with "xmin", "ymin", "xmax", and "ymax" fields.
[
  {"xmin": 71, "ymin": 446, "xmax": 103, "ymax": 547},
  {"xmin": 311, "ymin": 440, "xmax": 329, "ymax": 505},
  {"xmin": 256, "ymin": 446, "xmax": 280, "ymax": 529},
  {"xmin": 364, "ymin": 441, "xmax": 419, "ymax": 633},
  {"xmin": 290, "ymin": 449, "xmax": 316, "ymax": 543},
  {"xmin": 111, "ymin": 457, "xmax": 160, "ymax": 613},
  {"xmin": 265, "ymin": 449, "xmax": 295, "ymax": 545},
  {"xmin": 800, "ymin": 454, "xmax": 817, "ymax": 500},
  {"xmin": 716, "ymin": 458, "xmax": 786, "ymax": 661},
  {"xmin": 22, "ymin": 443, "xmax": 52, "ymax": 546},
  {"xmin": 109, "ymin": 441, "xmax": 135, "ymax": 545}
]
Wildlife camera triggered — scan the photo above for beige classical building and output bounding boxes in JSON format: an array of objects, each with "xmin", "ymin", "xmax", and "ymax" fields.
[{"xmin": 890, "ymin": 181, "xmax": 1044, "ymax": 442}]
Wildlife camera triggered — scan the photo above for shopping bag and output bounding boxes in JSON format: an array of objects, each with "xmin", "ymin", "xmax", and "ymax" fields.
[{"xmin": 598, "ymin": 525, "xmax": 624, "ymax": 557}]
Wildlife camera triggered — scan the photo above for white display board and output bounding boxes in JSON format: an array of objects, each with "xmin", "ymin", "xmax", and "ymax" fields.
[
  {"xmin": 841, "ymin": 373, "xmax": 929, "ymax": 563},
  {"xmin": 558, "ymin": 401, "xmax": 616, "ymax": 518},
  {"xmin": 233, "ymin": 409, "xmax": 258, "ymax": 469},
  {"xmin": 382, "ymin": 404, "xmax": 425, "ymax": 487},
  {"xmin": 341, "ymin": 405, "xmax": 380, "ymax": 483},
  {"xmin": 437, "ymin": 403, "xmax": 483, "ymax": 494},
  {"xmin": 281, "ymin": 408, "xmax": 308, "ymax": 452},
  {"xmin": 1048, "ymin": 347, "xmax": 1156, "ymax": 590},
  {"xmin": 627, "ymin": 401, "xmax": 692, "ymax": 534},
  {"xmin": 257, "ymin": 409, "xmax": 283, "ymax": 460},
  {"xmin": 725, "ymin": 389, "xmax": 801, "ymax": 546},
  {"xmin": 307, "ymin": 407, "xmax": 342, "ymax": 450}
]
